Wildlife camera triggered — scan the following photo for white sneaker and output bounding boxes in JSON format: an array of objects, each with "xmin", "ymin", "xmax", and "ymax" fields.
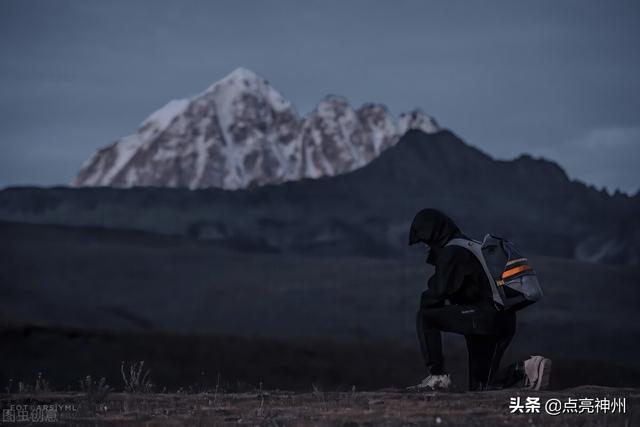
[
  {"xmin": 407, "ymin": 374, "xmax": 452, "ymax": 391},
  {"xmin": 523, "ymin": 355, "xmax": 552, "ymax": 390}
]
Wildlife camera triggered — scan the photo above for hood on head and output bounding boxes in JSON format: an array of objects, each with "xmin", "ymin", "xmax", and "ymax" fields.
[{"xmin": 408, "ymin": 208, "xmax": 461, "ymax": 248}]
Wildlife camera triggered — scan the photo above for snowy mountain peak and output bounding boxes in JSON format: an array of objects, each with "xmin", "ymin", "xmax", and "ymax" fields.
[
  {"xmin": 219, "ymin": 67, "xmax": 261, "ymax": 83},
  {"xmin": 207, "ymin": 67, "xmax": 293, "ymax": 116},
  {"xmin": 74, "ymin": 68, "xmax": 442, "ymax": 190},
  {"xmin": 206, "ymin": 67, "xmax": 261, "ymax": 92},
  {"xmin": 398, "ymin": 109, "xmax": 440, "ymax": 135}
]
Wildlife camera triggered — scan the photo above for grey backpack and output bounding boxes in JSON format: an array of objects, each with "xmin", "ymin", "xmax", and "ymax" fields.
[{"xmin": 446, "ymin": 234, "xmax": 543, "ymax": 311}]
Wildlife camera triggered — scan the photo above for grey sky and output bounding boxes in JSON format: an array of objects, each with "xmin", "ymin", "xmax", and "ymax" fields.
[{"xmin": 1, "ymin": 0, "xmax": 638, "ymax": 193}]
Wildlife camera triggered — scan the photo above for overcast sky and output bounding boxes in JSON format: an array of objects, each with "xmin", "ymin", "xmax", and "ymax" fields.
[{"xmin": 1, "ymin": 0, "xmax": 638, "ymax": 193}]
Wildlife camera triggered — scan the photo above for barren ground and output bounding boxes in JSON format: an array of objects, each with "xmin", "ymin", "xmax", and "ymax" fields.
[{"xmin": 1, "ymin": 386, "xmax": 637, "ymax": 426}]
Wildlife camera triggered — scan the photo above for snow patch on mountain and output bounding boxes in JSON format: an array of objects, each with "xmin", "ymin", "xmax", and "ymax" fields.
[
  {"xmin": 398, "ymin": 110, "xmax": 440, "ymax": 135},
  {"xmin": 139, "ymin": 99, "xmax": 190, "ymax": 142}
]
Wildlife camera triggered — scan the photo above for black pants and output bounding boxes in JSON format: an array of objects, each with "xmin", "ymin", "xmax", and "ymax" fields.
[{"xmin": 416, "ymin": 302, "xmax": 516, "ymax": 390}]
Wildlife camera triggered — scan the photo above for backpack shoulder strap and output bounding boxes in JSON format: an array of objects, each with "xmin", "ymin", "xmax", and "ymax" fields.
[{"xmin": 446, "ymin": 237, "xmax": 504, "ymax": 309}]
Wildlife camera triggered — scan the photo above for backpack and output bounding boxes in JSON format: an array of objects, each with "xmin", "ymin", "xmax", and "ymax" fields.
[{"xmin": 446, "ymin": 234, "xmax": 543, "ymax": 311}]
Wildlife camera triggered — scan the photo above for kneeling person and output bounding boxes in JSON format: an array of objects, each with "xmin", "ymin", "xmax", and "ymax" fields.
[{"xmin": 407, "ymin": 208, "xmax": 550, "ymax": 391}]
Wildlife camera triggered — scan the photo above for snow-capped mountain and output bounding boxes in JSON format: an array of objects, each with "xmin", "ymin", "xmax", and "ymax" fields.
[{"xmin": 74, "ymin": 68, "xmax": 441, "ymax": 190}]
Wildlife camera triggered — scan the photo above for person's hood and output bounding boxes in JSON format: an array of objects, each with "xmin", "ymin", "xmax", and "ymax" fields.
[{"xmin": 408, "ymin": 208, "xmax": 461, "ymax": 248}]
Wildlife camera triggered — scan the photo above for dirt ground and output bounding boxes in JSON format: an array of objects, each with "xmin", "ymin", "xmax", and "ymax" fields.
[{"xmin": 1, "ymin": 385, "xmax": 637, "ymax": 426}]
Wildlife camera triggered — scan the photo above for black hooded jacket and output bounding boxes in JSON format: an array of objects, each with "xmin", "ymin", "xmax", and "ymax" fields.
[{"xmin": 409, "ymin": 209, "xmax": 493, "ymax": 308}]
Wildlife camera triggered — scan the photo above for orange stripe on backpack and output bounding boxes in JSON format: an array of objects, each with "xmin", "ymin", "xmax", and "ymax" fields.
[{"xmin": 502, "ymin": 265, "xmax": 532, "ymax": 279}]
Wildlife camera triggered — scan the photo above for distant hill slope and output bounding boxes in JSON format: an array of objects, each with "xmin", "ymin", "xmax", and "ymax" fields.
[
  {"xmin": 1, "ymin": 130, "xmax": 638, "ymax": 265},
  {"xmin": 2, "ymin": 220, "xmax": 639, "ymax": 391}
]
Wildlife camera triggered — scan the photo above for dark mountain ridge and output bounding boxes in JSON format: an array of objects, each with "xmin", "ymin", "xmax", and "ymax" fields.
[{"xmin": 1, "ymin": 130, "xmax": 638, "ymax": 265}]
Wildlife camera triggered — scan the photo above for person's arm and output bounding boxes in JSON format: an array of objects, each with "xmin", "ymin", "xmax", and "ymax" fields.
[{"xmin": 420, "ymin": 247, "xmax": 467, "ymax": 308}]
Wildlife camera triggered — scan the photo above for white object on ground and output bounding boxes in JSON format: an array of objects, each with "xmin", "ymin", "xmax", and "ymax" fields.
[
  {"xmin": 524, "ymin": 355, "xmax": 552, "ymax": 391},
  {"xmin": 407, "ymin": 374, "xmax": 452, "ymax": 391}
]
